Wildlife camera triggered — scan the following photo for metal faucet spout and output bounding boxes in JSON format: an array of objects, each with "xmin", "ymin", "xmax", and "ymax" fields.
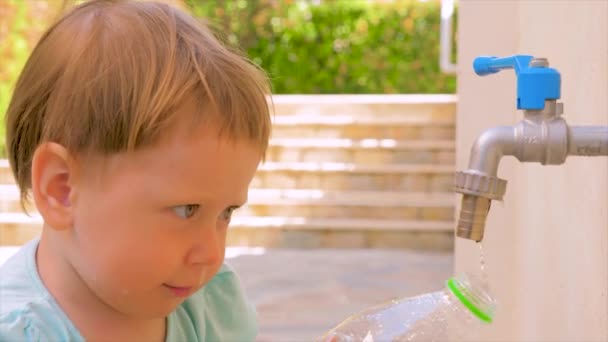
[
  {"xmin": 455, "ymin": 126, "xmax": 517, "ymax": 242},
  {"xmin": 456, "ymin": 55, "xmax": 608, "ymax": 243},
  {"xmin": 468, "ymin": 126, "xmax": 517, "ymax": 177}
]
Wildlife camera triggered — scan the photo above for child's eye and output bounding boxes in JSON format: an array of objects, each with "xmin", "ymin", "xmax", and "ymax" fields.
[
  {"xmin": 220, "ymin": 206, "xmax": 239, "ymax": 222},
  {"xmin": 172, "ymin": 204, "xmax": 200, "ymax": 219}
]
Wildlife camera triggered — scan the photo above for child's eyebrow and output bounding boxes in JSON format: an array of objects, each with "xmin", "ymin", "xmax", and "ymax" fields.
[{"xmin": 210, "ymin": 195, "xmax": 248, "ymax": 208}]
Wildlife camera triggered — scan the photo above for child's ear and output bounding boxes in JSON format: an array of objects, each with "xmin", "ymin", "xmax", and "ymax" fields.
[{"xmin": 31, "ymin": 142, "xmax": 77, "ymax": 231}]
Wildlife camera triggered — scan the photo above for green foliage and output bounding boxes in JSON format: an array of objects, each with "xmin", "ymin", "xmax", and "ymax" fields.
[
  {"xmin": 0, "ymin": 0, "xmax": 457, "ymax": 156},
  {"xmin": 0, "ymin": 0, "xmax": 25, "ymax": 157},
  {"xmin": 0, "ymin": 0, "xmax": 60, "ymax": 156},
  {"xmin": 185, "ymin": 0, "xmax": 457, "ymax": 94}
]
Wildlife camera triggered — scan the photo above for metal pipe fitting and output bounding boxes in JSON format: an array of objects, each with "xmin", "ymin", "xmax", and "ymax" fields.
[
  {"xmin": 467, "ymin": 126, "xmax": 517, "ymax": 176},
  {"xmin": 455, "ymin": 126, "xmax": 512, "ymax": 242},
  {"xmin": 568, "ymin": 126, "xmax": 608, "ymax": 156},
  {"xmin": 455, "ymin": 100, "xmax": 608, "ymax": 242},
  {"xmin": 457, "ymin": 195, "xmax": 491, "ymax": 242}
]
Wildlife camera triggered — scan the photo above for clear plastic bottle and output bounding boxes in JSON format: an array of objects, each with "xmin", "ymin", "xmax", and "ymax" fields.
[{"xmin": 317, "ymin": 273, "xmax": 495, "ymax": 342}]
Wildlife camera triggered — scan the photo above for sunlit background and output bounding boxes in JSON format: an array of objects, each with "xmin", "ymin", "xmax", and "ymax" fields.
[
  {"xmin": 0, "ymin": 1, "xmax": 457, "ymax": 340},
  {"xmin": 0, "ymin": 0, "xmax": 457, "ymax": 154}
]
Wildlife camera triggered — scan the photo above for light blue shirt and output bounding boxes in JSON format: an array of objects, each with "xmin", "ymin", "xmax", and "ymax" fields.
[{"xmin": 0, "ymin": 239, "xmax": 258, "ymax": 341}]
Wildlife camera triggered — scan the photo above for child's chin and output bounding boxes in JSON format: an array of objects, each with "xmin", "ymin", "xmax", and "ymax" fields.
[
  {"xmin": 129, "ymin": 300, "xmax": 184, "ymax": 319},
  {"xmin": 154, "ymin": 301, "xmax": 185, "ymax": 317}
]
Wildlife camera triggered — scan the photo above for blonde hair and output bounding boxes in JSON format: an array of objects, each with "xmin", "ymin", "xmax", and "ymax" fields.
[{"xmin": 6, "ymin": 0, "xmax": 272, "ymax": 204}]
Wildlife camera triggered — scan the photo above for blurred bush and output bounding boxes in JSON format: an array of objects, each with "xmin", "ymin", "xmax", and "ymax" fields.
[
  {"xmin": 0, "ymin": 0, "xmax": 66, "ymax": 156},
  {"xmin": 187, "ymin": 0, "xmax": 457, "ymax": 94},
  {"xmin": 0, "ymin": 0, "xmax": 457, "ymax": 155}
]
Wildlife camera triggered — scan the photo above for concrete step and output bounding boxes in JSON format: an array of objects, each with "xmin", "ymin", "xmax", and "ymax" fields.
[
  {"xmin": 0, "ymin": 184, "xmax": 457, "ymax": 218},
  {"xmin": 0, "ymin": 96, "xmax": 458, "ymax": 249},
  {"xmin": 239, "ymin": 189, "xmax": 454, "ymax": 221},
  {"xmin": 271, "ymin": 124, "xmax": 454, "ymax": 140},
  {"xmin": 269, "ymin": 138, "xmax": 455, "ymax": 150},
  {"xmin": 246, "ymin": 189, "xmax": 454, "ymax": 206},
  {"xmin": 271, "ymin": 94, "xmax": 456, "ymax": 121},
  {"xmin": 272, "ymin": 115, "xmax": 454, "ymax": 126},
  {"xmin": 0, "ymin": 185, "xmax": 21, "ymax": 212},
  {"xmin": 270, "ymin": 95, "xmax": 455, "ymax": 140},
  {"xmin": 237, "ymin": 205, "xmax": 453, "ymax": 221},
  {"xmin": 0, "ymin": 183, "xmax": 454, "ymax": 209},
  {"xmin": 0, "ymin": 162, "xmax": 455, "ymax": 190},
  {"xmin": 0, "ymin": 189, "xmax": 454, "ymax": 228},
  {"xmin": 230, "ymin": 216, "xmax": 452, "ymax": 231},
  {"xmin": 252, "ymin": 163, "xmax": 453, "ymax": 192},
  {"xmin": 0, "ymin": 212, "xmax": 454, "ymax": 249},
  {"xmin": 227, "ymin": 228, "xmax": 453, "ymax": 250},
  {"xmin": 0, "ymin": 160, "xmax": 12, "ymax": 185},
  {"xmin": 266, "ymin": 138, "xmax": 455, "ymax": 165},
  {"xmin": 258, "ymin": 162, "xmax": 453, "ymax": 173},
  {"xmin": 0, "ymin": 213, "xmax": 42, "ymax": 246},
  {"xmin": 227, "ymin": 217, "xmax": 454, "ymax": 250}
]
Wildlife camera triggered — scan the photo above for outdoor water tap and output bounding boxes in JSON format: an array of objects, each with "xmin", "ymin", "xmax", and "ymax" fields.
[{"xmin": 454, "ymin": 55, "xmax": 608, "ymax": 242}]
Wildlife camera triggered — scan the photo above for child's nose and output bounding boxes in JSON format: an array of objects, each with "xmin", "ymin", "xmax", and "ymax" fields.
[{"xmin": 185, "ymin": 223, "xmax": 223, "ymax": 266}]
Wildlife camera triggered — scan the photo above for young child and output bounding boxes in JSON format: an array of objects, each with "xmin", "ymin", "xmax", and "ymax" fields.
[{"xmin": 0, "ymin": 0, "xmax": 271, "ymax": 341}]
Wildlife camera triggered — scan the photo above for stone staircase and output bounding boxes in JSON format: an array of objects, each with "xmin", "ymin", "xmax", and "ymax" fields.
[{"xmin": 0, "ymin": 94, "xmax": 457, "ymax": 249}]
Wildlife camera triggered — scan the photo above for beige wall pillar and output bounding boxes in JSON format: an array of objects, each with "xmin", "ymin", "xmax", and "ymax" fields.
[{"xmin": 455, "ymin": 1, "xmax": 607, "ymax": 341}]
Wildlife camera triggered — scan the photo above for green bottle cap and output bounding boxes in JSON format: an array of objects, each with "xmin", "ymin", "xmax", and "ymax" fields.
[{"xmin": 447, "ymin": 276, "xmax": 494, "ymax": 323}]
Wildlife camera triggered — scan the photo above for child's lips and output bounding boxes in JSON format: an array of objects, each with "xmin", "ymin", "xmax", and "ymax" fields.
[{"xmin": 163, "ymin": 284, "xmax": 194, "ymax": 297}]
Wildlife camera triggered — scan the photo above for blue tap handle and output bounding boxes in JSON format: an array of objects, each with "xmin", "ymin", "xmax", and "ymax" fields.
[
  {"xmin": 472, "ymin": 55, "xmax": 561, "ymax": 110},
  {"xmin": 473, "ymin": 55, "xmax": 533, "ymax": 76}
]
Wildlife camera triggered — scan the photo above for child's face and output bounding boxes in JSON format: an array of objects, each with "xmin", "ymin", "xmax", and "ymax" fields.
[{"xmin": 66, "ymin": 106, "xmax": 261, "ymax": 318}]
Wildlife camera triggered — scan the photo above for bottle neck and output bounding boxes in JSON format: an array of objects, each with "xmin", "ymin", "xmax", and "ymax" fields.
[{"xmin": 446, "ymin": 273, "xmax": 496, "ymax": 323}]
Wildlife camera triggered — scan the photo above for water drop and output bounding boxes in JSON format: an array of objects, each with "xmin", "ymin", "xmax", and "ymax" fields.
[{"xmin": 478, "ymin": 243, "xmax": 488, "ymax": 286}]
